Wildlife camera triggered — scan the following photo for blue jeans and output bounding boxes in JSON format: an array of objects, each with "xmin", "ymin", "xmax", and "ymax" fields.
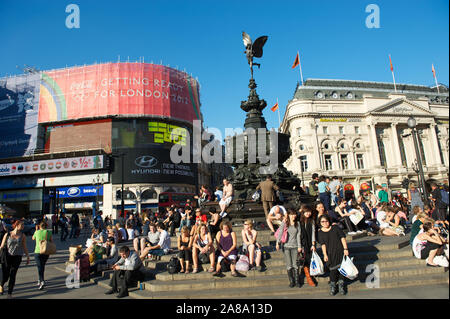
[
  {"xmin": 34, "ymin": 254, "xmax": 50, "ymax": 282},
  {"xmin": 69, "ymin": 226, "xmax": 79, "ymax": 238},
  {"xmin": 179, "ymin": 219, "xmax": 192, "ymax": 231},
  {"xmin": 319, "ymin": 192, "xmax": 332, "ymax": 212}
]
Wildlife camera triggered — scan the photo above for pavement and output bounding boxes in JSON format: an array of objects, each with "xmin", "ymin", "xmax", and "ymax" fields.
[{"xmin": 0, "ymin": 227, "xmax": 448, "ymax": 300}]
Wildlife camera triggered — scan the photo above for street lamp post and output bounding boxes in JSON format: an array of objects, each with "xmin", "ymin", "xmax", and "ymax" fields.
[
  {"xmin": 92, "ymin": 174, "xmax": 105, "ymax": 218},
  {"xmin": 407, "ymin": 116, "xmax": 429, "ymax": 204},
  {"xmin": 112, "ymin": 153, "xmax": 126, "ymax": 219}
]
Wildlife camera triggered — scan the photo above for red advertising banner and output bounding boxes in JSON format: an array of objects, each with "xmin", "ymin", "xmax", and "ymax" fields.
[{"xmin": 38, "ymin": 63, "xmax": 201, "ymax": 124}]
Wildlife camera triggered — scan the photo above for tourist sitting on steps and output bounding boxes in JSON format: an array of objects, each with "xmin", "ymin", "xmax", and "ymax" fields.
[
  {"xmin": 207, "ymin": 207, "xmax": 221, "ymax": 243},
  {"xmin": 376, "ymin": 206, "xmax": 401, "ymax": 237},
  {"xmin": 267, "ymin": 205, "xmax": 287, "ymax": 235},
  {"xmin": 219, "ymin": 179, "xmax": 234, "ymax": 218},
  {"xmin": 192, "ymin": 223, "xmax": 216, "ymax": 273},
  {"xmin": 105, "ymin": 245, "xmax": 145, "ymax": 298},
  {"xmin": 412, "ymin": 221, "xmax": 448, "ymax": 267},
  {"xmin": 178, "ymin": 226, "xmax": 193, "ymax": 273},
  {"xmin": 139, "ymin": 222, "xmax": 171, "ymax": 260},
  {"xmin": 91, "ymin": 237, "xmax": 119, "ymax": 275},
  {"xmin": 213, "ymin": 221, "xmax": 241, "ymax": 277},
  {"xmin": 133, "ymin": 222, "xmax": 160, "ymax": 260},
  {"xmin": 241, "ymin": 219, "xmax": 262, "ymax": 271}
]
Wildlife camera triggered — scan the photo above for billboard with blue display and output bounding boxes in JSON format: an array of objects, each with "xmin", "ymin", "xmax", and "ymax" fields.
[
  {"xmin": 56, "ymin": 186, "xmax": 103, "ymax": 198},
  {"xmin": 0, "ymin": 73, "xmax": 40, "ymax": 159}
]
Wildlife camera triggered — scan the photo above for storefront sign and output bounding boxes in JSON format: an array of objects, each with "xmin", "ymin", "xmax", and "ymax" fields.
[
  {"xmin": 57, "ymin": 185, "xmax": 103, "ymax": 198},
  {"xmin": 0, "ymin": 155, "xmax": 105, "ymax": 177}
]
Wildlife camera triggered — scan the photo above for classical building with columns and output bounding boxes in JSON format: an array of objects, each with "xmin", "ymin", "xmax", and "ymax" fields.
[{"xmin": 280, "ymin": 79, "xmax": 449, "ymax": 196}]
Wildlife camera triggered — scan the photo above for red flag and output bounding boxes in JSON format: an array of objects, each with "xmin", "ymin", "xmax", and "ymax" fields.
[
  {"xmin": 292, "ymin": 53, "xmax": 300, "ymax": 69},
  {"xmin": 271, "ymin": 102, "xmax": 279, "ymax": 112},
  {"xmin": 389, "ymin": 55, "xmax": 394, "ymax": 72},
  {"xmin": 432, "ymin": 64, "xmax": 436, "ymax": 78}
]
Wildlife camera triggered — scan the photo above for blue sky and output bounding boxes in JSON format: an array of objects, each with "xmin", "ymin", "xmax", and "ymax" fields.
[{"xmin": 0, "ymin": 0, "xmax": 448, "ymax": 135}]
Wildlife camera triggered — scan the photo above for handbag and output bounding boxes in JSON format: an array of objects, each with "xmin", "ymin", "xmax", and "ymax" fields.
[
  {"xmin": 296, "ymin": 250, "xmax": 305, "ymax": 268},
  {"xmin": 39, "ymin": 230, "xmax": 56, "ymax": 255},
  {"xmin": 274, "ymin": 224, "xmax": 288, "ymax": 244},
  {"xmin": 338, "ymin": 255, "xmax": 359, "ymax": 280},
  {"xmin": 349, "ymin": 210, "xmax": 364, "ymax": 225}
]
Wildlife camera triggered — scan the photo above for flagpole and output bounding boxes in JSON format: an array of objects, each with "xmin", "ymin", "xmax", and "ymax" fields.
[
  {"xmin": 277, "ymin": 98, "xmax": 281, "ymax": 131},
  {"xmin": 392, "ymin": 71, "xmax": 397, "ymax": 92},
  {"xmin": 433, "ymin": 64, "xmax": 440, "ymax": 94},
  {"xmin": 298, "ymin": 51, "xmax": 304, "ymax": 86}
]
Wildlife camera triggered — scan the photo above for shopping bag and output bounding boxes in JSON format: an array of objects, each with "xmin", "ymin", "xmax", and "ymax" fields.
[
  {"xmin": 252, "ymin": 190, "xmax": 261, "ymax": 201},
  {"xmin": 39, "ymin": 240, "xmax": 56, "ymax": 255},
  {"xmin": 349, "ymin": 210, "xmax": 364, "ymax": 225},
  {"xmin": 235, "ymin": 254, "xmax": 250, "ymax": 272},
  {"xmin": 69, "ymin": 245, "xmax": 82, "ymax": 262},
  {"xmin": 338, "ymin": 255, "xmax": 359, "ymax": 280},
  {"xmin": 309, "ymin": 251, "xmax": 324, "ymax": 276}
]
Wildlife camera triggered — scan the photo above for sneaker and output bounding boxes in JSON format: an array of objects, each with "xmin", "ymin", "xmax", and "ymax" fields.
[
  {"xmin": 38, "ymin": 282, "xmax": 45, "ymax": 290},
  {"xmin": 348, "ymin": 232, "xmax": 357, "ymax": 236}
]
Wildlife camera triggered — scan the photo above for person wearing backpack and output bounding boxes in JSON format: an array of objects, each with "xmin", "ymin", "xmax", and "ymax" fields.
[
  {"xmin": 32, "ymin": 221, "xmax": 53, "ymax": 290},
  {"xmin": 276, "ymin": 209, "xmax": 302, "ymax": 288}
]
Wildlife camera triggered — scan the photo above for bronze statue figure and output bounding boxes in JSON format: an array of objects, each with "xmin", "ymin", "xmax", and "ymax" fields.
[{"xmin": 242, "ymin": 31, "xmax": 268, "ymax": 79}]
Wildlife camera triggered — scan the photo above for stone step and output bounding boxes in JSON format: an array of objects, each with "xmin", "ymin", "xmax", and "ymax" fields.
[
  {"xmin": 128, "ymin": 273, "xmax": 448, "ymax": 299},
  {"xmin": 153, "ymin": 255, "xmax": 432, "ymax": 282},
  {"xmin": 144, "ymin": 264, "xmax": 445, "ymax": 293}
]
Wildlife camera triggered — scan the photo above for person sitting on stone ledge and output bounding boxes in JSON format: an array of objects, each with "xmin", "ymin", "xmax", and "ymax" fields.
[
  {"xmin": 267, "ymin": 204, "xmax": 286, "ymax": 235},
  {"xmin": 178, "ymin": 226, "xmax": 193, "ymax": 273},
  {"xmin": 91, "ymin": 237, "xmax": 119, "ymax": 275},
  {"xmin": 241, "ymin": 219, "xmax": 262, "ymax": 271},
  {"xmin": 139, "ymin": 222, "xmax": 171, "ymax": 260},
  {"xmin": 115, "ymin": 223, "xmax": 128, "ymax": 242},
  {"xmin": 213, "ymin": 221, "xmax": 241, "ymax": 277},
  {"xmin": 105, "ymin": 245, "xmax": 145, "ymax": 298},
  {"xmin": 412, "ymin": 221, "xmax": 448, "ymax": 268},
  {"xmin": 192, "ymin": 223, "xmax": 216, "ymax": 273},
  {"xmin": 133, "ymin": 222, "xmax": 160, "ymax": 260},
  {"xmin": 219, "ymin": 179, "xmax": 234, "ymax": 218}
]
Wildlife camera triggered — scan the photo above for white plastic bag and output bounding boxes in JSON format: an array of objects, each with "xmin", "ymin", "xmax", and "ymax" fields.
[
  {"xmin": 309, "ymin": 251, "xmax": 324, "ymax": 276},
  {"xmin": 252, "ymin": 190, "xmax": 261, "ymax": 201},
  {"xmin": 349, "ymin": 210, "xmax": 364, "ymax": 225},
  {"xmin": 338, "ymin": 255, "xmax": 359, "ymax": 280},
  {"xmin": 235, "ymin": 254, "xmax": 250, "ymax": 272}
]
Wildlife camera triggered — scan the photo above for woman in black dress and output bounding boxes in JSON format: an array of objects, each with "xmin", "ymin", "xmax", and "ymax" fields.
[
  {"xmin": 318, "ymin": 214, "xmax": 349, "ymax": 296},
  {"xmin": 299, "ymin": 204, "xmax": 317, "ymax": 287}
]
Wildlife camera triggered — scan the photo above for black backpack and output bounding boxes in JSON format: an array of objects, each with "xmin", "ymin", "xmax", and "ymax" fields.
[
  {"xmin": 220, "ymin": 257, "xmax": 231, "ymax": 272},
  {"xmin": 167, "ymin": 256, "xmax": 181, "ymax": 274}
]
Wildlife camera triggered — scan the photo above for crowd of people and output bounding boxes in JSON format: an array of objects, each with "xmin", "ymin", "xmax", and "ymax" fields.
[{"xmin": 0, "ymin": 175, "xmax": 448, "ymax": 298}]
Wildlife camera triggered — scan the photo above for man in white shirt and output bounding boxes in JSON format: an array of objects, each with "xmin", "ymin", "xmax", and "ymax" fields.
[
  {"xmin": 105, "ymin": 246, "xmax": 145, "ymax": 298},
  {"xmin": 266, "ymin": 205, "xmax": 287, "ymax": 234},
  {"xmin": 328, "ymin": 176, "xmax": 341, "ymax": 208},
  {"xmin": 219, "ymin": 179, "xmax": 234, "ymax": 218},
  {"xmin": 139, "ymin": 222, "xmax": 171, "ymax": 260}
]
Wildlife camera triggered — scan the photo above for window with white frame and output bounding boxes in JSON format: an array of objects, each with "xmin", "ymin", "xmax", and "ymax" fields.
[
  {"xmin": 300, "ymin": 155, "xmax": 308, "ymax": 172},
  {"xmin": 325, "ymin": 155, "xmax": 333, "ymax": 170},
  {"xmin": 340, "ymin": 154, "xmax": 349, "ymax": 170},
  {"xmin": 356, "ymin": 154, "xmax": 365, "ymax": 169}
]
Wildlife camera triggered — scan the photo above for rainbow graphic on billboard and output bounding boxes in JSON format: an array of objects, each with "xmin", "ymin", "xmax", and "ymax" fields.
[{"xmin": 39, "ymin": 73, "xmax": 67, "ymax": 122}]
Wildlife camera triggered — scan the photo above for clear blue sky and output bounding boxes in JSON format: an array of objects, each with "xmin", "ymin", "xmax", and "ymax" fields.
[{"xmin": 0, "ymin": 0, "xmax": 448, "ymax": 136}]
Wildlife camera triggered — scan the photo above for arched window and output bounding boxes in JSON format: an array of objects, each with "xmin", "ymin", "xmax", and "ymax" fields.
[{"xmin": 141, "ymin": 189, "xmax": 158, "ymax": 200}]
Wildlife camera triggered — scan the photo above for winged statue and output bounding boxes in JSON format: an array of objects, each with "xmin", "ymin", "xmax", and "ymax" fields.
[{"xmin": 242, "ymin": 31, "xmax": 268, "ymax": 79}]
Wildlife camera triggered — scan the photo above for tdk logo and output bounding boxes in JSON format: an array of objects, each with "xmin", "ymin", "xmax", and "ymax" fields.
[
  {"xmin": 67, "ymin": 187, "xmax": 81, "ymax": 197},
  {"xmin": 135, "ymin": 156, "xmax": 158, "ymax": 168}
]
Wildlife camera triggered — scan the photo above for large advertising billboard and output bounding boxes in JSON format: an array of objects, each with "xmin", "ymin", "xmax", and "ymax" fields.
[
  {"xmin": 0, "ymin": 73, "xmax": 40, "ymax": 159},
  {"xmin": 111, "ymin": 147, "xmax": 197, "ymax": 185},
  {"xmin": 38, "ymin": 63, "xmax": 201, "ymax": 124},
  {"xmin": 0, "ymin": 155, "xmax": 105, "ymax": 177}
]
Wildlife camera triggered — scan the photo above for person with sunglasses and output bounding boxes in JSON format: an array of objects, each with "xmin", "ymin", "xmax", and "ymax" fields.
[{"xmin": 318, "ymin": 214, "xmax": 349, "ymax": 296}]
